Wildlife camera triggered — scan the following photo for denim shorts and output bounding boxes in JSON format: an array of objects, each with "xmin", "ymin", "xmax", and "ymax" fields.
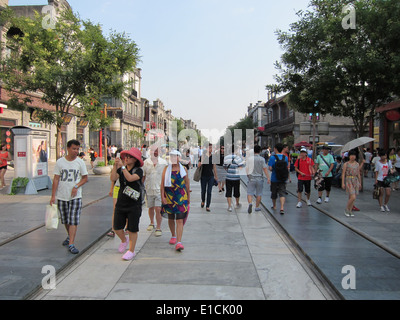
[{"xmin": 247, "ymin": 180, "xmax": 264, "ymax": 197}]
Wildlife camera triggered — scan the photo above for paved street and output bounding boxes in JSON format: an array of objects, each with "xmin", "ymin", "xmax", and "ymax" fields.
[{"xmin": 1, "ymin": 163, "xmax": 400, "ymax": 300}]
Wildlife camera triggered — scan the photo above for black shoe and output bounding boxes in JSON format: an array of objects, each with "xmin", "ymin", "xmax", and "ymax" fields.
[{"xmin": 201, "ymin": 202, "xmax": 205, "ymax": 208}]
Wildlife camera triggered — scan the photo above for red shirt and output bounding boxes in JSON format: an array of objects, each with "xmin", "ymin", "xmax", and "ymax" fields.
[
  {"xmin": 295, "ymin": 157, "xmax": 314, "ymax": 181},
  {"xmin": 0, "ymin": 151, "xmax": 9, "ymax": 167}
]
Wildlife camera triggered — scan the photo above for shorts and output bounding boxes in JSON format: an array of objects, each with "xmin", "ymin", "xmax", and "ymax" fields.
[
  {"xmin": 114, "ymin": 206, "xmax": 142, "ymax": 233},
  {"xmin": 297, "ymin": 180, "xmax": 311, "ymax": 194},
  {"xmin": 318, "ymin": 177, "xmax": 333, "ymax": 192},
  {"xmin": 226, "ymin": 179, "xmax": 240, "ymax": 198},
  {"xmin": 58, "ymin": 198, "xmax": 82, "ymax": 226},
  {"xmin": 146, "ymin": 194, "xmax": 162, "ymax": 208},
  {"xmin": 376, "ymin": 180, "xmax": 391, "ymax": 189},
  {"xmin": 270, "ymin": 182, "xmax": 286, "ymax": 200},
  {"xmin": 113, "ymin": 186, "xmax": 120, "ymax": 199},
  {"xmin": 247, "ymin": 180, "xmax": 264, "ymax": 197},
  {"xmin": 0, "ymin": 165, "xmax": 7, "ymax": 170},
  {"xmin": 364, "ymin": 163, "xmax": 371, "ymax": 171}
]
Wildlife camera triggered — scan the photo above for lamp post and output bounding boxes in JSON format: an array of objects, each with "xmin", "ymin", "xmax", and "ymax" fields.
[
  {"xmin": 103, "ymin": 103, "xmax": 108, "ymax": 166},
  {"xmin": 312, "ymin": 100, "xmax": 319, "ymax": 161}
]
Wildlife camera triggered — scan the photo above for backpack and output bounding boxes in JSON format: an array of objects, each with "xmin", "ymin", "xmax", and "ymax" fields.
[
  {"xmin": 94, "ymin": 151, "xmax": 98, "ymax": 158},
  {"xmin": 274, "ymin": 155, "xmax": 288, "ymax": 182}
]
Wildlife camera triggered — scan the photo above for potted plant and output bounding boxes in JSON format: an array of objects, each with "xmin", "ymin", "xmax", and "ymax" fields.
[{"xmin": 93, "ymin": 161, "xmax": 112, "ymax": 175}]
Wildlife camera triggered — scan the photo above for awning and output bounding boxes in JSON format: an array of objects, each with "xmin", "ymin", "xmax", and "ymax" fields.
[{"xmin": 376, "ymin": 100, "xmax": 400, "ymax": 113}]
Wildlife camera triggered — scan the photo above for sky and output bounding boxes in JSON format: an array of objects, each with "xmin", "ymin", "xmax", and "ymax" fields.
[{"xmin": 9, "ymin": 0, "xmax": 312, "ymax": 140}]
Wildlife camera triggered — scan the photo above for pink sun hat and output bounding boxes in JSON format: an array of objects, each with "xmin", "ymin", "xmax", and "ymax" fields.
[{"xmin": 120, "ymin": 147, "xmax": 144, "ymax": 167}]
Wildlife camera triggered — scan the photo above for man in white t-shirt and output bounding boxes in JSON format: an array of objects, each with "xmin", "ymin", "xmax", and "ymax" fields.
[
  {"xmin": 142, "ymin": 145, "xmax": 168, "ymax": 236},
  {"xmin": 50, "ymin": 140, "xmax": 88, "ymax": 254},
  {"xmin": 364, "ymin": 148, "xmax": 373, "ymax": 177}
]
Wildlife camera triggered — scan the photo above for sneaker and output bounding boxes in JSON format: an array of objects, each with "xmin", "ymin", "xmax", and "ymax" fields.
[
  {"xmin": 255, "ymin": 207, "xmax": 262, "ymax": 212},
  {"xmin": 248, "ymin": 204, "xmax": 253, "ymax": 214},
  {"xmin": 175, "ymin": 242, "xmax": 184, "ymax": 251},
  {"xmin": 154, "ymin": 229, "xmax": 162, "ymax": 237},
  {"xmin": 350, "ymin": 211, "xmax": 355, "ymax": 217},
  {"xmin": 316, "ymin": 198, "xmax": 322, "ymax": 204},
  {"xmin": 62, "ymin": 236, "xmax": 70, "ymax": 246},
  {"xmin": 324, "ymin": 197, "xmax": 330, "ymax": 203},
  {"xmin": 118, "ymin": 238, "xmax": 129, "ymax": 253},
  {"xmin": 380, "ymin": 206, "xmax": 386, "ymax": 212},
  {"xmin": 146, "ymin": 224, "xmax": 154, "ymax": 231},
  {"xmin": 235, "ymin": 203, "xmax": 242, "ymax": 209},
  {"xmin": 169, "ymin": 237, "xmax": 177, "ymax": 245},
  {"xmin": 384, "ymin": 205, "xmax": 390, "ymax": 212},
  {"xmin": 227, "ymin": 206, "xmax": 233, "ymax": 212},
  {"xmin": 344, "ymin": 210, "xmax": 351, "ymax": 217},
  {"xmin": 122, "ymin": 250, "xmax": 136, "ymax": 261},
  {"xmin": 296, "ymin": 202, "xmax": 302, "ymax": 208},
  {"xmin": 306, "ymin": 200, "xmax": 312, "ymax": 206},
  {"xmin": 68, "ymin": 244, "xmax": 79, "ymax": 254}
]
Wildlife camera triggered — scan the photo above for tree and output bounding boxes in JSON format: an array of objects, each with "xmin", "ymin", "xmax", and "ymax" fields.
[
  {"xmin": 0, "ymin": 7, "xmax": 140, "ymax": 158},
  {"xmin": 270, "ymin": 0, "xmax": 400, "ymax": 138}
]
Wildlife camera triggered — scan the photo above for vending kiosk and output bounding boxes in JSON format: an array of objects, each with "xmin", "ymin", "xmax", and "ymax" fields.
[{"xmin": 10, "ymin": 126, "xmax": 52, "ymax": 194}]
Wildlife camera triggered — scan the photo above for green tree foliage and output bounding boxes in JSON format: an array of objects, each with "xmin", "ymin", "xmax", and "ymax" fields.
[
  {"xmin": 0, "ymin": 7, "xmax": 140, "ymax": 158},
  {"xmin": 270, "ymin": 0, "xmax": 400, "ymax": 137}
]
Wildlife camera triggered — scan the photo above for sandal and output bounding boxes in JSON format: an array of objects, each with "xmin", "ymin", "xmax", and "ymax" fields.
[
  {"xmin": 280, "ymin": 210, "xmax": 285, "ymax": 215},
  {"xmin": 107, "ymin": 230, "xmax": 115, "ymax": 237},
  {"xmin": 146, "ymin": 224, "xmax": 155, "ymax": 231}
]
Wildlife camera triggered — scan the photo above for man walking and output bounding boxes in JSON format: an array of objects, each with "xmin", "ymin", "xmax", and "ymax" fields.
[
  {"xmin": 268, "ymin": 143, "xmax": 289, "ymax": 214},
  {"xmin": 246, "ymin": 145, "xmax": 270, "ymax": 213},
  {"xmin": 143, "ymin": 145, "xmax": 168, "ymax": 236},
  {"xmin": 224, "ymin": 147, "xmax": 245, "ymax": 212},
  {"xmin": 314, "ymin": 146, "xmax": 335, "ymax": 204},
  {"xmin": 50, "ymin": 140, "xmax": 88, "ymax": 254},
  {"xmin": 294, "ymin": 148, "xmax": 314, "ymax": 208}
]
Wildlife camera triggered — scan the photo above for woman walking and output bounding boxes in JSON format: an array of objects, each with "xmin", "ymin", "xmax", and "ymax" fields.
[
  {"xmin": 198, "ymin": 144, "xmax": 218, "ymax": 212},
  {"xmin": 110, "ymin": 147, "xmax": 144, "ymax": 261},
  {"xmin": 0, "ymin": 143, "xmax": 11, "ymax": 189},
  {"xmin": 341, "ymin": 150, "xmax": 361, "ymax": 217},
  {"xmin": 375, "ymin": 149, "xmax": 393, "ymax": 212},
  {"xmin": 161, "ymin": 150, "xmax": 190, "ymax": 251}
]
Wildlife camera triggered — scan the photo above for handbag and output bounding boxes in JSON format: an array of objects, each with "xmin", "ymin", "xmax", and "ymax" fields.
[
  {"xmin": 193, "ymin": 165, "xmax": 202, "ymax": 182},
  {"xmin": 372, "ymin": 185, "xmax": 380, "ymax": 200},
  {"xmin": 45, "ymin": 204, "xmax": 60, "ymax": 231}
]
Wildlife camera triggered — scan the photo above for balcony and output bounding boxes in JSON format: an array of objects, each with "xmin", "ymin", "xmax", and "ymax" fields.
[
  {"xmin": 263, "ymin": 116, "xmax": 295, "ymax": 134},
  {"xmin": 123, "ymin": 113, "xmax": 142, "ymax": 126}
]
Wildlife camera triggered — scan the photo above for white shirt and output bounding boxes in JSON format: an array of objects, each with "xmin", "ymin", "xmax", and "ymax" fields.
[
  {"xmin": 54, "ymin": 157, "xmax": 88, "ymax": 201},
  {"xmin": 396, "ymin": 154, "xmax": 400, "ymax": 169},
  {"xmin": 365, "ymin": 152, "xmax": 372, "ymax": 164},
  {"xmin": 375, "ymin": 160, "xmax": 392, "ymax": 181},
  {"xmin": 143, "ymin": 157, "xmax": 168, "ymax": 195}
]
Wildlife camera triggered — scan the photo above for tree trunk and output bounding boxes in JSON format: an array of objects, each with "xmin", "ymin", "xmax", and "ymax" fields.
[{"xmin": 56, "ymin": 125, "xmax": 62, "ymax": 160}]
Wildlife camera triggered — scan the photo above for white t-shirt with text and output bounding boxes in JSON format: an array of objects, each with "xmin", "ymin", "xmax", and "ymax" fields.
[{"xmin": 54, "ymin": 157, "xmax": 88, "ymax": 201}]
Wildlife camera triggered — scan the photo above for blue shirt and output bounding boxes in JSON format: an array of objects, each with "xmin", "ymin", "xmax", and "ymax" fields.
[{"xmin": 268, "ymin": 154, "xmax": 288, "ymax": 183}]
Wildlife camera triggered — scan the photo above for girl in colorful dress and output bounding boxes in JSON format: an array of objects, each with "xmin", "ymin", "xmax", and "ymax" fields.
[
  {"xmin": 341, "ymin": 150, "xmax": 361, "ymax": 217},
  {"xmin": 161, "ymin": 150, "xmax": 190, "ymax": 251}
]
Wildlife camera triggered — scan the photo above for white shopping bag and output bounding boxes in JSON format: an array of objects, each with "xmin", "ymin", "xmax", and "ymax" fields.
[{"xmin": 45, "ymin": 204, "xmax": 60, "ymax": 231}]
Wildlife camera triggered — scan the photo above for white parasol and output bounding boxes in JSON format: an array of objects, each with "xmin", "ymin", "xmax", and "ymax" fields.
[{"xmin": 341, "ymin": 137, "xmax": 375, "ymax": 153}]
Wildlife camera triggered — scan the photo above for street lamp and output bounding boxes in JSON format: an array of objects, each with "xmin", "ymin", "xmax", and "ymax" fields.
[{"xmin": 312, "ymin": 100, "xmax": 319, "ymax": 161}]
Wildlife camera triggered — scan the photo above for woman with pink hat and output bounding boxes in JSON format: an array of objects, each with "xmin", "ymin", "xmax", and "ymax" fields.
[{"xmin": 110, "ymin": 147, "xmax": 144, "ymax": 260}]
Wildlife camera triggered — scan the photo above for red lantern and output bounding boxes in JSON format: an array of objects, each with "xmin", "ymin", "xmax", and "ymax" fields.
[{"xmin": 386, "ymin": 110, "xmax": 400, "ymax": 121}]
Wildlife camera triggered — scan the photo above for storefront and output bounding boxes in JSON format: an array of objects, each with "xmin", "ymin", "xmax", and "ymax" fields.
[
  {"xmin": 376, "ymin": 100, "xmax": 400, "ymax": 150},
  {"xmin": 0, "ymin": 118, "xmax": 16, "ymax": 160}
]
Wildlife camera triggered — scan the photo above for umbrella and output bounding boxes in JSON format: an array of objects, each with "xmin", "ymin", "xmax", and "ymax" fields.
[
  {"xmin": 294, "ymin": 141, "xmax": 312, "ymax": 148},
  {"xmin": 341, "ymin": 137, "xmax": 375, "ymax": 153}
]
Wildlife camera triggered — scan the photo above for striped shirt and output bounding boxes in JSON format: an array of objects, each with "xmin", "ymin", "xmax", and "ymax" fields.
[{"xmin": 224, "ymin": 154, "xmax": 245, "ymax": 181}]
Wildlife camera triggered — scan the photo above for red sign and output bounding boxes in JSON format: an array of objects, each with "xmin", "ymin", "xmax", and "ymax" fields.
[
  {"xmin": 18, "ymin": 152, "xmax": 26, "ymax": 157},
  {"xmin": 386, "ymin": 110, "xmax": 400, "ymax": 121},
  {"xmin": 37, "ymin": 170, "xmax": 43, "ymax": 176}
]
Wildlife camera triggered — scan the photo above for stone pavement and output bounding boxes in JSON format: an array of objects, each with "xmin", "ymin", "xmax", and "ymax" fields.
[{"xmin": 31, "ymin": 177, "xmax": 332, "ymax": 300}]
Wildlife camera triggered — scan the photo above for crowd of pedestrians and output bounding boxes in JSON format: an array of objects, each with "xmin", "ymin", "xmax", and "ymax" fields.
[{"xmin": 49, "ymin": 140, "xmax": 399, "ymax": 261}]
